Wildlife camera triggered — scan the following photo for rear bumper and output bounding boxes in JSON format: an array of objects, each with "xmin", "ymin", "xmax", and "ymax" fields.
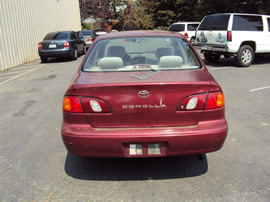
[
  {"xmin": 38, "ymin": 48, "xmax": 73, "ymax": 58},
  {"xmin": 198, "ymin": 43, "xmax": 239, "ymax": 54},
  {"xmin": 61, "ymin": 119, "xmax": 228, "ymax": 158},
  {"xmin": 200, "ymin": 44, "xmax": 229, "ymax": 53}
]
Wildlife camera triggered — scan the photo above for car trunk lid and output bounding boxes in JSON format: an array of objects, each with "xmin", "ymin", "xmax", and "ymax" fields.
[
  {"xmin": 67, "ymin": 70, "xmax": 212, "ymax": 128},
  {"xmin": 41, "ymin": 40, "xmax": 66, "ymax": 50}
]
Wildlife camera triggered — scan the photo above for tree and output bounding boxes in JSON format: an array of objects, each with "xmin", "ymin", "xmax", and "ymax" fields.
[{"xmin": 79, "ymin": 0, "xmax": 112, "ymax": 22}]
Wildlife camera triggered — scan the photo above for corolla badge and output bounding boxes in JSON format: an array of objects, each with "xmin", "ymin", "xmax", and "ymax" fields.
[{"xmin": 138, "ymin": 90, "xmax": 149, "ymax": 98}]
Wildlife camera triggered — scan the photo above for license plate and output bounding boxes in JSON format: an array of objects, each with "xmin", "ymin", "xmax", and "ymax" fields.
[
  {"xmin": 129, "ymin": 144, "xmax": 143, "ymax": 155},
  {"xmin": 49, "ymin": 44, "xmax": 57, "ymax": 48},
  {"xmin": 128, "ymin": 143, "xmax": 164, "ymax": 156},
  {"xmin": 201, "ymin": 45, "xmax": 212, "ymax": 51}
]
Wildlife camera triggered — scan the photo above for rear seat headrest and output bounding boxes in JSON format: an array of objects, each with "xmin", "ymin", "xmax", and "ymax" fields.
[
  {"xmin": 99, "ymin": 57, "xmax": 123, "ymax": 69},
  {"xmin": 159, "ymin": 56, "xmax": 183, "ymax": 68}
]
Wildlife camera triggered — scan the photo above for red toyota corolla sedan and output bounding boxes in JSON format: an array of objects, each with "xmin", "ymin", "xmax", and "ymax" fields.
[{"xmin": 61, "ymin": 31, "xmax": 228, "ymax": 158}]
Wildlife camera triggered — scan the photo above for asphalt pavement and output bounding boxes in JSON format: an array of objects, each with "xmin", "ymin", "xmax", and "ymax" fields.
[{"xmin": 0, "ymin": 53, "xmax": 270, "ymax": 201}]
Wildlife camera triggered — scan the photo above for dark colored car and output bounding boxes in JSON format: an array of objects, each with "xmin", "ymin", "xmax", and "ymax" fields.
[
  {"xmin": 38, "ymin": 31, "xmax": 86, "ymax": 63},
  {"xmin": 77, "ymin": 30, "xmax": 97, "ymax": 49},
  {"xmin": 61, "ymin": 31, "xmax": 228, "ymax": 158}
]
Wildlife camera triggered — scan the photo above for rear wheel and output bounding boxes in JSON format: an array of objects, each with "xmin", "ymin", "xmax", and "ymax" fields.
[
  {"xmin": 204, "ymin": 53, "xmax": 220, "ymax": 63},
  {"xmin": 40, "ymin": 57, "xmax": 47, "ymax": 63},
  {"xmin": 235, "ymin": 45, "xmax": 254, "ymax": 67},
  {"xmin": 72, "ymin": 49, "xmax": 78, "ymax": 60}
]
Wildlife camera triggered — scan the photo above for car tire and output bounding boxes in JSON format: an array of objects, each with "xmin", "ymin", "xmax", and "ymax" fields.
[
  {"xmin": 235, "ymin": 45, "xmax": 254, "ymax": 67},
  {"xmin": 72, "ymin": 49, "xmax": 78, "ymax": 60},
  {"xmin": 204, "ymin": 53, "xmax": 220, "ymax": 63},
  {"xmin": 41, "ymin": 57, "xmax": 47, "ymax": 63}
]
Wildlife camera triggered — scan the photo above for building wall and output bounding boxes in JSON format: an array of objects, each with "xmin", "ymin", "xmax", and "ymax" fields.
[{"xmin": 0, "ymin": 0, "xmax": 81, "ymax": 71}]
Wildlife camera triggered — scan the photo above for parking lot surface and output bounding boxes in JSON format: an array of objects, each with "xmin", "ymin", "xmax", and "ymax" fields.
[{"xmin": 0, "ymin": 54, "xmax": 270, "ymax": 201}]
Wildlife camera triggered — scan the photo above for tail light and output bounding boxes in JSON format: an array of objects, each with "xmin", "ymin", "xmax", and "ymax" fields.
[
  {"xmin": 177, "ymin": 92, "xmax": 224, "ymax": 111},
  {"xmin": 38, "ymin": 42, "xmax": 42, "ymax": 50},
  {"xmin": 177, "ymin": 93, "xmax": 207, "ymax": 111},
  {"xmin": 63, "ymin": 96, "xmax": 83, "ymax": 113},
  {"xmin": 64, "ymin": 41, "xmax": 70, "ymax": 48},
  {"xmin": 205, "ymin": 92, "xmax": 224, "ymax": 109},
  {"xmin": 88, "ymin": 38, "xmax": 94, "ymax": 42},
  {"xmin": 184, "ymin": 32, "xmax": 188, "ymax": 38},
  {"xmin": 80, "ymin": 97, "xmax": 111, "ymax": 113},
  {"xmin": 227, "ymin": 31, "xmax": 232, "ymax": 42}
]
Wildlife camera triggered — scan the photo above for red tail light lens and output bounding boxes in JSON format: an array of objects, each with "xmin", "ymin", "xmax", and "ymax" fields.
[
  {"xmin": 38, "ymin": 42, "xmax": 42, "ymax": 50},
  {"xmin": 80, "ymin": 97, "xmax": 111, "ymax": 113},
  {"xmin": 64, "ymin": 41, "xmax": 70, "ymax": 48},
  {"xmin": 206, "ymin": 92, "xmax": 225, "ymax": 109},
  {"xmin": 63, "ymin": 96, "xmax": 83, "ymax": 113},
  {"xmin": 88, "ymin": 38, "xmax": 94, "ymax": 42},
  {"xmin": 177, "ymin": 93, "xmax": 207, "ymax": 111},
  {"xmin": 184, "ymin": 32, "xmax": 188, "ymax": 38},
  {"xmin": 227, "ymin": 31, "xmax": 232, "ymax": 42},
  {"xmin": 177, "ymin": 92, "xmax": 224, "ymax": 111}
]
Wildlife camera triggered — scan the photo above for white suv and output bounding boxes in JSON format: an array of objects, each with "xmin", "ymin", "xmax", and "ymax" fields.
[
  {"xmin": 169, "ymin": 22, "xmax": 200, "ymax": 44},
  {"xmin": 196, "ymin": 13, "xmax": 270, "ymax": 67}
]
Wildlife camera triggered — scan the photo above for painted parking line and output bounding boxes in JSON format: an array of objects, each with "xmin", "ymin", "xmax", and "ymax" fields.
[
  {"xmin": 249, "ymin": 86, "xmax": 270, "ymax": 92},
  {"xmin": 0, "ymin": 77, "xmax": 12, "ymax": 81},
  {"xmin": 0, "ymin": 70, "xmax": 31, "ymax": 76},
  {"xmin": 7, "ymin": 64, "xmax": 41, "ymax": 71},
  {"xmin": 0, "ymin": 64, "xmax": 45, "ymax": 86},
  {"xmin": 209, "ymin": 67, "xmax": 230, "ymax": 70},
  {"xmin": 0, "ymin": 75, "xmax": 14, "ymax": 80}
]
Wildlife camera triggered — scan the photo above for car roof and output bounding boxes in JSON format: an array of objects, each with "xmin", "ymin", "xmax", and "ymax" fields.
[
  {"xmin": 95, "ymin": 30, "xmax": 184, "ymax": 40},
  {"xmin": 207, "ymin": 13, "xmax": 270, "ymax": 17},
  {"xmin": 47, "ymin": 31, "xmax": 73, "ymax": 35},
  {"xmin": 171, "ymin": 22, "xmax": 200, "ymax": 24}
]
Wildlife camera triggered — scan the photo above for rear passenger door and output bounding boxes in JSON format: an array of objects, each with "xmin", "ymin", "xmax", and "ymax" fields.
[{"xmin": 72, "ymin": 32, "xmax": 84, "ymax": 53}]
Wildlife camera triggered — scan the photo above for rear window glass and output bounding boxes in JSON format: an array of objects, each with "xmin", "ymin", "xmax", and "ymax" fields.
[
  {"xmin": 169, "ymin": 24, "xmax": 185, "ymax": 32},
  {"xmin": 232, "ymin": 15, "xmax": 263, "ymax": 31},
  {"xmin": 198, "ymin": 15, "xmax": 230, "ymax": 30},
  {"xmin": 187, "ymin": 24, "xmax": 199, "ymax": 31},
  {"xmin": 79, "ymin": 30, "xmax": 93, "ymax": 36},
  {"xmin": 44, "ymin": 32, "xmax": 70, "ymax": 40},
  {"xmin": 82, "ymin": 36, "xmax": 201, "ymax": 72}
]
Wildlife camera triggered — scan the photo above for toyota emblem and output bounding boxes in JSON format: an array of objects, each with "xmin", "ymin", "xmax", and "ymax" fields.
[{"xmin": 138, "ymin": 90, "xmax": 149, "ymax": 98}]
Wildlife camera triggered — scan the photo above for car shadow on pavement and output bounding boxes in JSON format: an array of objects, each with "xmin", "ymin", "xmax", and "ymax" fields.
[
  {"xmin": 64, "ymin": 152, "xmax": 208, "ymax": 181},
  {"xmin": 39, "ymin": 56, "xmax": 83, "ymax": 64}
]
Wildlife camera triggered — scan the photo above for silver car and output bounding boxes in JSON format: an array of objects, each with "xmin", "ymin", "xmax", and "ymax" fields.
[{"xmin": 77, "ymin": 30, "xmax": 97, "ymax": 49}]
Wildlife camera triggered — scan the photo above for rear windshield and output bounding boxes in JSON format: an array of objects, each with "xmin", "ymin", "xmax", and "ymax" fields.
[
  {"xmin": 198, "ymin": 15, "xmax": 230, "ymax": 30},
  {"xmin": 82, "ymin": 36, "xmax": 201, "ymax": 72},
  {"xmin": 232, "ymin": 15, "xmax": 263, "ymax": 31},
  {"xmin": 168, "ymin": 24, "xmax": 185, "ymax": 32},
  {"xmin": 79, "ymin": 30, "xmax": 93, "ymax": 36},
  {"xmin": 187, "ymin": 24, "xmax": 199, "ymax": 31},
  {"xmin": 44, "ymin": 32, "xmax": 70, "ymax": 40}
]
